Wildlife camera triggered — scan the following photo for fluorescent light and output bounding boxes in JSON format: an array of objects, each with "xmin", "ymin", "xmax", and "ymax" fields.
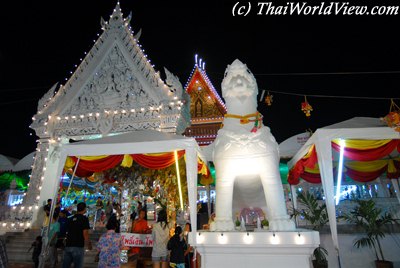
[{"xmin": 335, "ymin": 139, "xmax": 345, "ymax": 205}]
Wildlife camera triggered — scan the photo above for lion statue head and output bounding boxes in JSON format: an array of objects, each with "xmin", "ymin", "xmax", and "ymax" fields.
[{"xmin": 221, "ymin": 59, "xmax": 258, "ymax": 100}]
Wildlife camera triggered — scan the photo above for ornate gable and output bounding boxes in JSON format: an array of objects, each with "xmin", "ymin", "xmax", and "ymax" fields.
[
  {"xmin": 30, "ymin": 3, "xmax": 189, "ymax": 139},
  {"xmin": 186, "ymin": 67, "xmax": 226, "ymax": 120},
  {"xmin": 184, "ymin": 57, "xmax": 226, "ymax": 145},
  {"xmin": 63, "ymin": 45, "xmax": 158, "ymax": 115}
]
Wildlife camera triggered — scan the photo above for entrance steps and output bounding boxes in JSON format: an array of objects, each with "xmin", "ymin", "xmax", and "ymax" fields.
[{"xmin": 2, "ymin": 228, "xmax": 105, "ymax": 267}]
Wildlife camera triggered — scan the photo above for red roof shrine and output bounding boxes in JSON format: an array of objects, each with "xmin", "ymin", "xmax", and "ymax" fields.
[{"xmin": 183, "ymin": 57, "xmax": 227, "ymax": 145}]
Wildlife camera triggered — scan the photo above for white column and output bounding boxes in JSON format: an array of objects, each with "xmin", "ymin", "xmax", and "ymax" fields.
[
  {"xmin": 24, "ymin": 140, "xmax": 49, "ymax": 228},
  {"xmin": 314, "ymin": 130, "xmax": 341, "ymax": 266},
  {"xmin": 185, "ymin": 146, "xmax": 198, "ymax": 233},
  {"xmin": 31, "ymin": 142, "xmax": 62, "ymax": 227}
]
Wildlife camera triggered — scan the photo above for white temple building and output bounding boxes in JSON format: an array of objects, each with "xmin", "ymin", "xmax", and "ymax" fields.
[{"xmin": 21, "ymin": 3, "xmax": 190, "ymax": 227}]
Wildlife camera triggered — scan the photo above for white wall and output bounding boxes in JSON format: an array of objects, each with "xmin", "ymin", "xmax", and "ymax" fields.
[{"xmin": 321, "ymin": 233, "xmax": 400, "ymax": 268}]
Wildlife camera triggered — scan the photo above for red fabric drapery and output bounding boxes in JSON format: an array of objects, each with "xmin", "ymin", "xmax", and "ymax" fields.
[
  {"xmin": 345, "ymin": 166, "xmax": 388, "ymax": 183},
  {"xmin": 71, "ymin": 155, "xmax": 124, "ymax": 172},
  {"xmin": 289, "ymin": 140, "xmax": 400, "ymax": 185},
  {"xmin": 288, "ymin": 146, "xmax": 318, "ymax": 185},
  {"xmin": 130, "ymin": 150, "xmax": 185, "ymax": 170},
  {"xmin": 71, "ymin": 155, "xmax": 124, "ymax": 175},
  {"xmin": 289, "ymin": 160, "xmax": 400, "ymax": 185},
  {"xmin": 331, "ymin": 140, "xmax": 400, "ymax": 161},
  {"xmin": 68, "ymin": 151, "xmax": 187, "ymax": 177},
  {"xmin": 297, "ymin": 172, "xmax": 322, "ymax": 184}
]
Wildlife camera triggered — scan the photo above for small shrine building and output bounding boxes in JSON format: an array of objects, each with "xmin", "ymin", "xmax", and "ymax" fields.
[{"xmin": 183, "ymin": 56, "xmax": 227, "ymax": 146}]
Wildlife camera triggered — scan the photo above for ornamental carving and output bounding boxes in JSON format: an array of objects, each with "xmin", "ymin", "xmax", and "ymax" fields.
[
  {"xmin": 190, "ymin": 86, "xmax": 225, "ymax": 119},
  {"xmin": 64, "ymin": 45, "xmax": 158, "ymax": 115}
]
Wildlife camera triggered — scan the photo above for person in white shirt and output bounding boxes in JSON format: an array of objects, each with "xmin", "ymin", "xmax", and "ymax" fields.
[{"xmin": 151, "ymin": 209, "xmax": 170, "ymax": 268}]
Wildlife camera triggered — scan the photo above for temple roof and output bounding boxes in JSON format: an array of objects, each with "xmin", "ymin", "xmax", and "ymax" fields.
[
  {"xmin": 30, "ymin": 3, "xmax": 189, "ymax": 138},
  {"xmin": 184, "ymin": 56, "xmax": 227, "ymax": 123}
]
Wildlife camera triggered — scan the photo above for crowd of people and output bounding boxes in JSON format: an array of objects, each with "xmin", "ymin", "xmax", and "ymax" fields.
[{"xmin": 35, "ymin": 197, "xmax": 195, "ymax": 268}]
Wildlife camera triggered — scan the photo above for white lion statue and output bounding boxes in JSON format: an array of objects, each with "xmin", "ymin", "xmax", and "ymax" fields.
[{"xmin": 209, "ymin": 59, "xmax": 295, "ymax": 231}]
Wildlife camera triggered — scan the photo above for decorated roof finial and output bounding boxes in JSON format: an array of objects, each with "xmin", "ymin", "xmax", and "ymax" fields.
[
  {"xmin": 109, "ymin": 2, "xmax": 124, "ymax": 26},
  {"xmin": 125, "ymin": 11, "xmax": 132, "ymax": 26},
  {"xmin": 100, "ymin": 17, "xmax": 108, "ymax": 30},
  {"xmin": 134, "ymin": 28, "xmax": 142, "ymax": 41}
]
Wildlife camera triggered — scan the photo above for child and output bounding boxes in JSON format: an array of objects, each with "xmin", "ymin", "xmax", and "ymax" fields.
[
  {"xmin": 28, "ymin": 235, "xmax": 42, "ymax": 268},
  {"xmin": 167, "ymin": 226, "xmax": 187, "ymax": 268}
]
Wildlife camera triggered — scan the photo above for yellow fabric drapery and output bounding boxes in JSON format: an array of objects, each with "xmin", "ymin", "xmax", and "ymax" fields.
[
  {"xmin": 302, "ymin": 158, "xmax": 400, "ymax": 174},
  {"xmin": 345, "ymin": 159, "xmax": 388, "ymax": 172},
  {"xmin": 388, "ymin": 159, "xmax": 397, "ymax": 174},
  {"xmin": 65, "ymin": 157, "xmax": 76, "ymax": 169},
  {"xmin": 65, "ymin": 155, "xmax": 109, "ymax": 169},
  {"xmin": 332, "ymin": 139, "xmax": 392, "ymax": 149},
  {"xmin": 121, "ymin": 154, "xmax": 134, "ymax": 168}
]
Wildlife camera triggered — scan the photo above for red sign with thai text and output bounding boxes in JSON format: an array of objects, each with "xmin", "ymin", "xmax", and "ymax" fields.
[{"xmin": 121, "ymin": 233, "xmax": 153, "ymax": 247}]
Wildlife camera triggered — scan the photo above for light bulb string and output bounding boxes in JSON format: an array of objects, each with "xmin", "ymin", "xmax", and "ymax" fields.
[{"xmin": 261, "ymin": 89, "xmax": 400, "ymax": 101}]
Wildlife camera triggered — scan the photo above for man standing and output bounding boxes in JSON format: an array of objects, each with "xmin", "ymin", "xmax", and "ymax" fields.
[{"xmin": 62, "ymin": 202, "xmax": 92, "ymax": 268}]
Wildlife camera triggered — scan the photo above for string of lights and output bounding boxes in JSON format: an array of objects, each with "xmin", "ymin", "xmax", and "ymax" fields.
[
  {"xmin": 252, "ymin": 70, "xmax": 400, "ymax": 76},
  {"xmin": 260, "ymin": 89, "xmax": 400, "ymax": 101}
]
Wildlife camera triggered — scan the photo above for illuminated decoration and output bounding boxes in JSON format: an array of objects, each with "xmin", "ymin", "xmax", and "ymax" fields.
[
  {"xmin": 382, "ymin": 99, "xmax": 400, "ymax": 132},
  {"xmin": 0, "ymin": 170, "xmax": 30, "ymax": 191},
  {"xmin": 174, "ymin": 150, "xmax": 184, "ymax": 210},
  {"xmin": 195, "ymin": 230, "xmax": 320, "ymax": 267},
  {"xmin": 208, "ymin": 59, "xmax": 295, "ymax": 231},
  {"xmin": 218, "ymin": 233, "xmax": 228, "ymax": 244},
  {"xmin": 295, "ymin": 232, "xmax": 305, "ymax": 245},
  {"xmin": 270, "ymin": 233, "xmax": 280, "ymax": 244},
  {"xmin": 288, "ymin": 139, "xmax": 400, "ymax": 185},
  {"xmin": 183, "ymin": 55, "xmax": 227, "ymax": 145},
  {"xmin": 265, "ymin": 91, "xmax": 273, "ymax": 106},
  {"xmin": 335, "ymin": 139, "xmax": 345, "ymax": 205},
  {"xmin": 25, "ymin": 2, "xmax": 191, "ymax": 227},
  {"xmin": 243, "ymin": 232, "xmax": 254, "ymax": 244},
  {"xmin": 301, "ymin": 96, "xmax": 313, "ymax": 117}
]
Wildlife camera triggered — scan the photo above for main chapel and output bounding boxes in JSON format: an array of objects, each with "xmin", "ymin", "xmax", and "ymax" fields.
[{"xmin": 24, "ymin": 3, "xmax": 224, "ymax": 225}]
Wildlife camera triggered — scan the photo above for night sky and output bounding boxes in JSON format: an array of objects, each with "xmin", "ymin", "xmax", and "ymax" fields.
[{"xmin": 0, "ymin": 0, "xmax": 399, "ymax": 159}]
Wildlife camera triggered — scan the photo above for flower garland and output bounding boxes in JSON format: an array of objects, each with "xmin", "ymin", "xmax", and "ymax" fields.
[{"xmin": 224, "ymin": 111, "xmax": 263, "ymax": 133}]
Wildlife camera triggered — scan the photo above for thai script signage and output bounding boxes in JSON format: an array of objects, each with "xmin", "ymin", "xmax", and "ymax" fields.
[{"xmin": 121, "ymin": 233, "xmax": 153, "ymax": 247}]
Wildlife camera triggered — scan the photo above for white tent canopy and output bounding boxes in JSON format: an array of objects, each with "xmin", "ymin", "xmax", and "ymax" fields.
[
  {"xmin": 52, "ymin": 130, "xmax": 201, "ymax": 232},
  {"xmin": 14, "ymin": 152, "xmax": 35, "ymax": 171},
  {"xmin": 288, "ymin": 117, "xmax": 400, "ymax": 265},
  {"xmin": 278, "ymin": 132, "xmax": 311, "ymax": 159},
  {"xmin": 0, "ymin": 154, "xmax": 19, "ymax": 171}
]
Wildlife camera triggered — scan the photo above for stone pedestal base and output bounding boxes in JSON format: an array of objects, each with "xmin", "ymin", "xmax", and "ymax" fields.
[{"xmin": 194, "ymin": 229, "xmax": 320, "ymax": 268}]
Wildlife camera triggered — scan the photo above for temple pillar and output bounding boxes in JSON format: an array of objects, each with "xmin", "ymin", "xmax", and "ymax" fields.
[{"xmin": 23, "ymin": 139, "xmax": 50, "ymax": 228}]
